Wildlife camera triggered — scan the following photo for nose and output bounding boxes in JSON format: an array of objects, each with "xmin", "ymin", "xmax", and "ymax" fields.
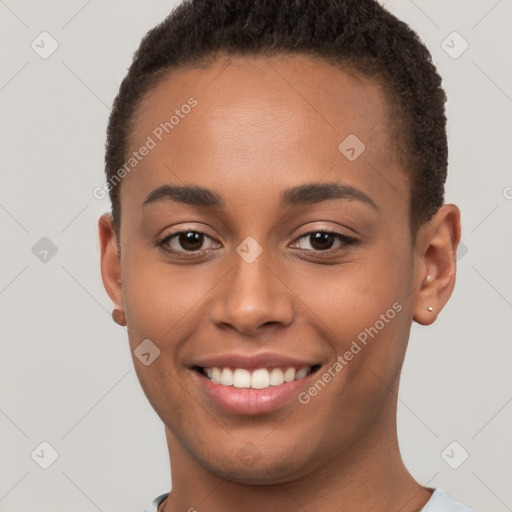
[{"xmin": 209, "ymin": 248, "xmax": 294, "ymax": 336}]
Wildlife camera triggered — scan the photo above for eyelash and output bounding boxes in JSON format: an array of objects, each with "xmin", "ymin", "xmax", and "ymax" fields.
[{"xmin": 156, "ymin": 229, "xmax": 358, "ymax": 259}]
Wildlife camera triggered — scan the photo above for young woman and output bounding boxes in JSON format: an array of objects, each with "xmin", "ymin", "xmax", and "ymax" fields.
[{"xmin": 98, "ymin": 1, "xmax": 474, "ymax": 510}]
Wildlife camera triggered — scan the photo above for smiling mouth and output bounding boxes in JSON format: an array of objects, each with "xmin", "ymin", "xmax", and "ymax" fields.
[{"xmin": 194, "ymin": 365, "xmax": 322, "ymax": 390}]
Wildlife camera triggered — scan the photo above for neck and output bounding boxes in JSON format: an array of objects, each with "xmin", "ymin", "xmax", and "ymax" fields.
[{"xmin": 160, "ymin": 404, "xmax": 432, "ymax": 512}]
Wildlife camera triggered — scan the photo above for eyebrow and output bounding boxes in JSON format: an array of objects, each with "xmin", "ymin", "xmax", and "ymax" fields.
[{"xmin": 143, "ymin": 182, "xmax": 378, "ymax": 211}]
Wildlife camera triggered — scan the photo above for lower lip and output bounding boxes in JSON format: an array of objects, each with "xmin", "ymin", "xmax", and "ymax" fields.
[{"xmin": 193, "ymin": 370, "xmax": 315, "ymax": 415}]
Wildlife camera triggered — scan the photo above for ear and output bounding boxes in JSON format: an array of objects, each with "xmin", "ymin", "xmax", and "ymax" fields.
[
  {"xmin": 412, "ymin": 204, "xmax": 461, "ymax": 325},
  {"xmin": 98, "ymin": 213, "xmax": 123, "ymax": 313}
]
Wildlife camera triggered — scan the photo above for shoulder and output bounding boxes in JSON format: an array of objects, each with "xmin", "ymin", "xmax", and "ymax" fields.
[
  {"xmin": 422, "ymin": 489, "xmax": 476, "ymax": 512},
  {"xmin": 141, "ymin": 492, "xmax": 170, "ymax": 512}
]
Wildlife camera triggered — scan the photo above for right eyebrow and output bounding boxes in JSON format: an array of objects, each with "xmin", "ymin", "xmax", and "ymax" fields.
[{"xmin": 143, "ymin": 185, "xmax": 225, "ymax": 208}]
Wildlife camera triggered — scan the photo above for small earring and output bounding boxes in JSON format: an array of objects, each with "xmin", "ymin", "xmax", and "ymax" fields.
[
  {"xmin": 427, "ymin": 306, "xmax": 434, "ymax": 312},
  {"xmin": 425, "ymin": 274, "xmax": 433, "ymax": 284},
  {"xmin": 112, "ymin": 308, "xmax": 126, "ymax": 326}
]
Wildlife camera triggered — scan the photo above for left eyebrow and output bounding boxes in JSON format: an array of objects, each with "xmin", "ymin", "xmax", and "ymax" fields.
[
  {"xmin": 280, "ymin": 182, "xmax": 379, "ymax": 211},
  {"xmin": 142, "ymin": 182, "xmax": 378, "ymax": 211}
]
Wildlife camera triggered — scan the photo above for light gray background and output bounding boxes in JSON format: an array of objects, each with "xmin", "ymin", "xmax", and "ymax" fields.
[{"xmin": 1, "ymin": 1, "xmax": 511, "ymax": 511}]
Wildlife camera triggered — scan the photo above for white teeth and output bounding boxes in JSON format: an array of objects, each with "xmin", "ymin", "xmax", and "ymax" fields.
[
  {"xmin": 251, "ymin": 368, "xmax": 270, "ymax": 389},
  {"xmin": 220, "ymin": 368, "xmax": 234, "ymax": 386},
  {"xmin": 211, "ymin": 367, "xmax": 221, "ymax": 384},
  {"xmin": 269, "ymin": 368, "xmax": 284, "ymax": 386},
  {"xmin": 233, "ymin": 368, "xmax": 251, "ymax": 388},
  {"xmin": 283, "ymin": 367, "xmax": 296, "ymax": 382},
  {"xmin": 295, "ymin": 367, "xmax": 308, "ymax": 379},
  {"xmin": 203, "ymin": 366, "xmax": 312, "ymax": 389}
]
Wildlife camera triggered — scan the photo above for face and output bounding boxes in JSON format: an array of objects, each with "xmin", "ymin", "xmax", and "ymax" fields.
[{"xmin": 100, "ymin": 54, "xmax": 458, "ymax": 485}]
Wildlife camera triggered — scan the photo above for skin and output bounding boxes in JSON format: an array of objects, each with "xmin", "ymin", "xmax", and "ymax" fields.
[{"xmin": 99, "ymin": 54, "xmax": 461, "ymax": 512}]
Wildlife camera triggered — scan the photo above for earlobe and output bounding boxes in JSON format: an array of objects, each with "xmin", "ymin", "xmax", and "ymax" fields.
[
  {"xmin": 412, "ymin": 204, "xmax": 461, "ymax": 326},
  {"xmin": 98, "ymin": 213, "xmax": 124, "ymax": 318},
  {"xmin": 111, "ymin": 308, "xmax": 127, "ymax": 326}
]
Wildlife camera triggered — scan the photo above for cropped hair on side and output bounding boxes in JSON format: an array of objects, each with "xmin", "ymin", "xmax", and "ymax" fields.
[{"xmin": 105, "ymin": 0, "xmax": 448, "ymax": 240}]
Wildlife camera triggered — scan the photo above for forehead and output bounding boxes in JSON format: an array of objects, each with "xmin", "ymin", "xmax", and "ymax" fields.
[{"xmin": 122, "ymin": 54, "xmax": 406, "ymax": 214}]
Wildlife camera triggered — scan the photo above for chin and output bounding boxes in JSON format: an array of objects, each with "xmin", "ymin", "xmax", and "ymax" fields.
[
  {"xmin": 195, "ymin": 440, "xmax": 323, "ymax": 486},
  {"xmin": 207, "ymin": 460, "xmax": 305, "ymax": 486}
]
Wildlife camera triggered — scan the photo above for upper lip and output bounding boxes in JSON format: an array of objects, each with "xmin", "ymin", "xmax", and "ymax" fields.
[{"xmin": 190, "ymin": 352, "xmax": 321, "ymax": 371}]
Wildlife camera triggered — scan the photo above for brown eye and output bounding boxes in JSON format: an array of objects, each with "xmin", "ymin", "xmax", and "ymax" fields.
[
  {"xmin": 176, "ymin": 231, "xmax": 204, "ymax": 251},
  {"xmin": 159, "ymin": 230, "xmax": 217, "ymax": 255},
  {"xmin": 294, "ymin": 231, "xmax": 358, "ymax": 253},
  {"xmin": 308, "ymin": 232, "xmax": 336, "ymax": 251}
]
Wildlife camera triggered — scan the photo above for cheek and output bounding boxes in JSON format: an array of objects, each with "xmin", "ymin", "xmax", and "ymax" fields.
[
  {"xmin": 120, "ymin": 237, "xmax": 217, "ymax": 342},
  {"xmin": 313, "ymin": 246, "xmax": 411, "ymax": 330},
  {"xmin": 308, "ymin": 240, "xmax": 413, "ymax": 377}
]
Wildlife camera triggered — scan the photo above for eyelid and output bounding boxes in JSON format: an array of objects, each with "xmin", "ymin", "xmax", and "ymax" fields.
[
  {"xmin": 294, "ymin": 223, "xmax": 358, "ymax": 239},
  {"xmin": 158, "ymin": 223, "xmax": 216, "ymax": 240},
  {"xmin": 291, "ymin": 230, "xmax": 358, "ymax": 252},
  {"xmin": 156, "ymin": 225, "xmax": 220, "ymax": 255},
  {"xmin": 155, "ymin": 222, "xmax": 359, "ymax": 257}
]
